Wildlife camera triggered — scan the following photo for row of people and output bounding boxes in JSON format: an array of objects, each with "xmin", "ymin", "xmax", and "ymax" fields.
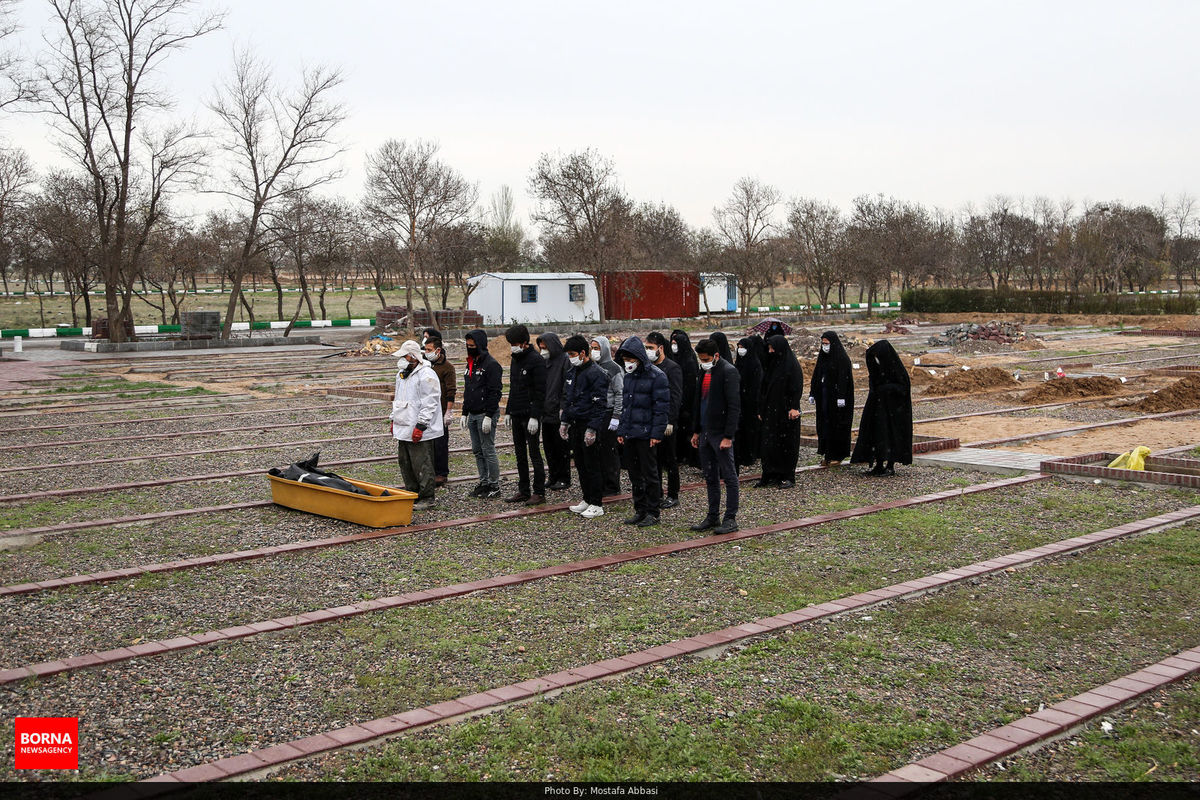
[{"xmin": 389, "ymin": 324, "xmax": 913, "ymax": 519}]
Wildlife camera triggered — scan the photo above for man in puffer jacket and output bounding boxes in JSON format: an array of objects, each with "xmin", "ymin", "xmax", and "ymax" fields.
[
  {"xmin": 591, "ymin": 335, "xmax": 624, "ymax": 495},
  {"xmin": 462, "ymin": 329, "xmax": 503, "ymax": 498},
  {"xmin": 559, "ymin": 335, "xmax": 610, "ymax": 519},
  {"xmin": 615, "ymin": 336, "xmax": 670, "ymax": 527},
  {"xmin": 391, "ymin": 340, "xmax": 443, "ymax": 511}
]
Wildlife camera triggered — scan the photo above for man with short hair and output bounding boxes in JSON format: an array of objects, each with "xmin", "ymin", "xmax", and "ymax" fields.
[
  {"xmin": 615, "ymin": 336, "xmax": 670, "ymax": 527},
  {"xmin": 560, "ymin": 335, "xmax": 610, "ymax": 519},
  {"xmin": 462, "ymin": 329, "xmax": 503, "ymax": 499},
  {"xmin": 423, "ymin": 336, "xmax": 456, "ymax": 487},
  {"xmin": 690, "ymin": 339, "xmax": 741, "ymax": 535},
  {"xmin": 645, "ymin": 331, "xmax": 682, "ymax": 508},
  {"xmin": 504, "ymin": 323, "xmax": 547, "ymax": 505},
  {"xmin": 391, "ymin": 340, "xmax": 443, "ymax": 511}
]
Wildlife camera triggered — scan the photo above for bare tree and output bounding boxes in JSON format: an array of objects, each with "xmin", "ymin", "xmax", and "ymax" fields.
[
  {"xmin": 482, "ymin": 184, "xmax": 528, "ymax": 270},
  {"xmin": 210, "ymin": 50, "xmax": 346, "ymax": 338},
  {"xmin": 632, "ymin": 201, "xmax": 691, "ymax": 268},
  {"xmin": 0, "ymin": 145, "xmax": 33, "ymax": 294},
  {"xmin": 35, "ymin": 0, "xmax": 220, "ymax": 341},
  {"xmin": 0, "ymin": 0, "xmax": 34, "ymax": 108},
  {"xmin": 785, "ymin": 198, "xmax": 844, "ymax": 310},
  {"xmin": 528, "ymin": 148, "xmax": 632, "ymax": 319},
  {"xmin": 713, "ymin": 177, "xmax": 781, "ymax": 307},
  {"xmin": 363, "ymin": 138, "xmax": 478, "ymax": 331}
]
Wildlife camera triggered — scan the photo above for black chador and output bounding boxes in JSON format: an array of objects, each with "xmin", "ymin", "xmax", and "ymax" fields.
[
  {"xmin": 809, "ymin": 330, "xmax": 854, "ymax": 465},
  {"xmin": 850, "ymin": 339, "xmax": 913, "ymax": 475}
]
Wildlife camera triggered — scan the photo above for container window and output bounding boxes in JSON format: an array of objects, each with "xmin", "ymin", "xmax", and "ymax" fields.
[
  {"xmin": 569, "ymin": 283, "xmax": 585, "ymax": 302},
  {"xmin": 520, "ymin": 285, "xmax": 538, "ymax": 303}
]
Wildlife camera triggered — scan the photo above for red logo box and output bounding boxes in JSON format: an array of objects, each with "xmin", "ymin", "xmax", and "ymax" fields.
[{"xmin": 15, "ymin": 717, "xmax": 79, "ymax": 770}]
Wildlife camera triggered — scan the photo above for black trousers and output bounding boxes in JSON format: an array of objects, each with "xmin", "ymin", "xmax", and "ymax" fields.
[
  {"xmin": 622, "ymin": 437, "xmax": 661, "ymax": 516},
  {"xmin": 655, "ymin": 433, "xmax": 679, "ymax": 500},
  {"xmin": 433, "ymin": 409, "xmax": 449, "ymax": 478},
  {"xmin": 511, "ymin": 415, "xmax": 545, "ymax": 495},
  {"xmin": 568, "ymin": 423, "xmax": 604, "ymax": 506},
  {"xmin": 542, "ymin": 414, "xmax": 571, "ymax": 486},
  {"xmin": 698, "ymin": 431, "xmax": 739, "ymax": 520},
  {"xmin": 600, "ymin": 428, "xmax": 621, "ymax": 496}
]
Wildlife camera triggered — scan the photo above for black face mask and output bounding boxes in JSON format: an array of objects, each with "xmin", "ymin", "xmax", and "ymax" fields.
[{"xmin": 466, "ymin": 346, "xmax": 479, "ymax": 356}]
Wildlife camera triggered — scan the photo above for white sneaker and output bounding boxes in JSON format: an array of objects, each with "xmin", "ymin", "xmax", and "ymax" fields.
[
  {"xmin": 569, "ymin": 500, "xmax": 589, "ymax": 514},
  {"xmin": 581, "ymin": 504, "xmax": 605, "ymax": 518}
]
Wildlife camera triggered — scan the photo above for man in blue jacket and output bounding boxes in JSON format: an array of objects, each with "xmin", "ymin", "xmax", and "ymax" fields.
[
  {"xmin": 559, "ymin": 335, "xmax": 610, "ymax": 519},
  {"xmin": 690, "ymin": 338, "xmax": 741, "ymax": 535},
  {"xmin": 615, "ymin": 336, "xmax": 670, "ymax": 527},
  {"xmin": 462, "ymin": 329, "xmax": 503, "ymax": 499}
]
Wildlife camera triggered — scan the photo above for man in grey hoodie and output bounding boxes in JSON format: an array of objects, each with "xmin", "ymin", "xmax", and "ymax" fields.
[
  {"xmin": 591, "ymin": 334, "xmax": 624, "ymax": 496},
  {"xmin": 537, "ymin": 331, "xmax": 572, "ymax": 491}
]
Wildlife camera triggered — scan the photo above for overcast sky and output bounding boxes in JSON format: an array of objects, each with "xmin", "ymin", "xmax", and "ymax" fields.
[{"xmin": 4, "ymin": 0, "xmax": 1197, "ymax": 231}]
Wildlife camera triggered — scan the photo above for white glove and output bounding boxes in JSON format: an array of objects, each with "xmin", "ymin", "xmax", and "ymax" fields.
[
  {"xmin": 836, "ymin": 398, "xmax": 846, "ymax": 408},
  {"xmin": 458, "ymin": 415, "xmax": 467, "ymax": 431},
  {"xmin": 501, "ymin": 415, "xmax": 511, "ymax": 429},
  {"xmin": 527, "ymin": 417, "xmax": 540, "ymax": 435},
  {"xmin": 559, "ymin": 423, "xmax": 569, "ymax": 440},
  {"xmin": 607, "ymin": 418, "xmax": 619, "ymax": 432},
  {"xmin": 482, "ymin": 416, "xmax": 493, "ymax": 435},
  {"xmin": 807, "ymin": 396, "xmax": 815, "ymax": 405},
  {"xmin": 584, "ymin": 428, "xmax": 597, "ymax": 447},
  {"xmin": 664, "ymin": 424, "xmax": 673, "ymax": 437}
]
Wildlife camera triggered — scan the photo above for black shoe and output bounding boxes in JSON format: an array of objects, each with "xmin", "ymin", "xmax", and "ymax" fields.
[
  {"xmin": 778, "ymin": 480, "xmax": 794, "ymax": 489},
  {"xmin": 715, "ymin": 518, "xmax": 738, "ymax": 535},
  {"xmin": 690, "ymin": 516, "xmax": 719, "ymax": 532},
  {"xmin": 659, "ymin": 497, "xmax": 679, "ymax": 509},
  {"xmin": 482, "ymin": 484, "xmax": 502, "ymax": 499},
  {"xmin": 469, "ymin": 482, "xmax": 487, "ymax": 497},
  {"xmin": 623, "ymin": 512, "xmax": 647, "ymax": 526},
  {"xmin": 636, "ymin": 515, "xmax": 659, "ymax": 528},
  {"xmin": 504, "ymin": 492, "xmax": 531, "ymax": 503},
  {"xmin": 883, "ymin": 465, "xmax": 896, "ymax": 476},
  {"xmin": 753, "ymin": 479, "xmax": 775, "ymax": 488},
  {"xmin": 866, "ymin": 464, "xmax": 886, "ymax": 476},
  {"xmin": 547, "ymin": 480, "xmax": 569, "ymax": 491}
]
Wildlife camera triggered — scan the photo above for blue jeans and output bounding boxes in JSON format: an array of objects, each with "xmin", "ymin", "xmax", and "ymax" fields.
[
  {"xmin": 698, "ymin": 431, "xmax": 738, "ymax": 520},
  {"xmin": 467, "ymin": 412, "xmax": 500, "ymax": 486}
]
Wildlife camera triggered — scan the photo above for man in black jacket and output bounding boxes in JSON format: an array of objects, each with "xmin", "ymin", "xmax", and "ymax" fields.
[
  {"xmin": 559, "ymin": 334, "xmax": 610, "ymax": 519},
  {"xmin": 689, "ymin": 339, "xmax": 741, "ymax": 534},
  {"xmin": 504, "ymin": 324, "xmax": 547, "ymax": 505},
  {"xmin": 462, "ymin": 329, "xmax": 503, "ymax": 498},
  {"xmin": 645, "ymin": 331, "xmax": 682, "ymax": 508},
  {"xmin": 537, "ymin": 331, "xmax": 572, "ymax": 491}
]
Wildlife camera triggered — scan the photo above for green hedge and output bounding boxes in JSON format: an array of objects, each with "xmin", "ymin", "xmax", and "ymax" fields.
[{"xmin": 901, "ymin": 289, "xmax": 1197, "ymax": 315}]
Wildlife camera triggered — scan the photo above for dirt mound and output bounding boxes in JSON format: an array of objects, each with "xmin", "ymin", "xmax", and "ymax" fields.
[
  {"xmin": 1020, "ymin": 376, "xmax": 1123, "ymax": 404},
  {"xmin": 923, "ymin": 366, "xmax": 1018, "ymax": 396},
  {"xmin": 1128, "ymin": 375, "xmax": 1200, "ymax": 413}
]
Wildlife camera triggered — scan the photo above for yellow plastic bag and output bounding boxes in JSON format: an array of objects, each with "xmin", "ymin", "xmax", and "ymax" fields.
[{"xmin": 1108, "ymin": 446, "xmax": 1150, "ymax": 471}]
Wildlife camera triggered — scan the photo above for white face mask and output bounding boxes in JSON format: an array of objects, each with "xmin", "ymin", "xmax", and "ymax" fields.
[
  {"xmin": 737, "ymin": 346, "xmax": 747, "ymax": 357},
  {"xmin": 591, "ymin": 349, "xmax": 602, "ymax": 361},
  {"xmin": 569, "ymin": 355, "xmax": 582, "ymax": 368},
  {"xmin": 511, "ymin": 345, "xmax": 523, "ymax": 355},
  {"xmin": 645, "ymin": 346, "xmax": 658, "ymax": 360},
  {"xmin": 624, "ymin": 361, "xmax": 637, "ymax": 373},
  {"xmin": 699, "ymin": 360, "xmax": 714, "ymax": 371},
  {"xmin": 539, "ymin": 348, "xmax": 550, "ymax": 359},
  {"xmin": 671, "ymin": 343, "xmax": 679, "ymax": 354},
  {"xmin": 821, "ymin": 343, "xmax": 830, "ymax": 353}
]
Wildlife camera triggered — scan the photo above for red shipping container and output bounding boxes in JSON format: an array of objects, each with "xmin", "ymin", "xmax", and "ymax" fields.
[{"xmin": 601, "ymin": 271, "xmax": 699, "ymax": 320}]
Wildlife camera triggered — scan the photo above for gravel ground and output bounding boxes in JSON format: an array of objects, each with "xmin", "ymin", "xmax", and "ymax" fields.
[
  {"xmin": 1, "ymin": 476, "xmax": 1195, "ymax": 780},
  {"xmin": 0, "ymin": 464, "xmax": 1010, "ymax": 664},
  {"xmin": 269, "ymin": 519, "xmax": 1200, "ymax": 782}
]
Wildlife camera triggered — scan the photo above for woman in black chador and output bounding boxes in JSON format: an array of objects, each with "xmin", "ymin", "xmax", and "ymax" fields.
[
  {"xmin": 809, "ymin": 331, "xmax": 854, "ymax": 466},
  {"xmin": 851, "ymin": 339, "xmax": 912, "ymax": 476},
  {"xmin": 669, "ymin": 329, "xmax": 700, "ymax": 467},
  {"xmin": 757, "ymin": 335, "xmax": 804, "ymax": 488},
  {"xmin": 734, "ymin": 336, "xmax": 764, "ymax": 467}
]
